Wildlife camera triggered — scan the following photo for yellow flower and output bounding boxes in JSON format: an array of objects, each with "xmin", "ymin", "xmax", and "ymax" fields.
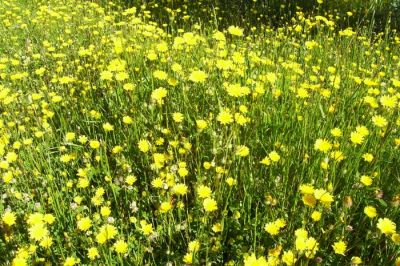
[
  {"xmin": 372, "ymin": 115, "xmax": 388, "ymax": 128},
  {"xmin": 125, "ymin": 175, "xmax": 137, "ymax": 185},
  {"xmin": 89, "ymin": 140, "xmax": 100, "ymax": 149},
  {"xmin": 100, "ymin": 206, "xmax": 111, "ymax": 217},
  {"xmin": 217, "ymin": 109, "xmax": 233, "ymax": 124},
  {"xmin": 196, "ymin": 119, "xmax": 208, "ymax": 130},
  {"xmin": 269, "ymin": 151, "xmax": 280, "ymax": 162},
  {"xmin": 244, "ymin": 253, "xmax": 267, "ymax": 266},
  {"xmin": 203, "ymin": 198, "xmax": 218, "ymax": 212},
  {"xmin": 159, "ymin": 201, "xmax": 172, "ymax": 213},
  {"xmin": 188, "ymin": 240, "xmax": 200, "ymax": 252},
  {"xmin": 173, "ymin": 112, "xmax": 184, "ymax": 123},
  {"xmin": 100, "ymin": 70, "xmax": 113, "ymax": 81},
  {"xmin": 114, "ymin": 240, "xmax": 128, "ymax": 254},
  {"xmin": 314, "ymin": 189, "xmax": 334, "ymax": 206},
  {"xmin": 97, "ymin": 224, "xmax": 117, "ymax": 242},
  {"xmin": 264, "ymin": 219, "xmax": 286, "ymax": 235},
  {"xmin": 282, "ymin": 250, "xmax": 296, "ymax": 265},
  {"xmin": 87, "ymin": 247, "xmax": 99, "ymax": 260},
  {"xmin": 260, "ymin": 156, "xmax": 271, "ymax": 165},
  {"xmin": 140, "ymin": 220, "xmax": 153, "ymax": 235},
  {"xmin": 172, "ymin": 183, "xmax": 188, "ymax": 196},
  {"xmin": 350, "ymin": 131, "xmax": 364, "ymax": 145},
  {"xmin": 228, "ymin": 25, "xmax": 244, "ymax": 37},
  {"xmin": 102, "ymin": 122, "xmax": 114, "ymax": 132},
  {"xmin": 189, "ymin": 70, "xmax": 207, "ymax": 83},
  {"xmin": 28, "ymin": 223, "xmax": 49, "ymax": 241},
  {"xmin": 138, "ymin": 139, "xmax": 150, "ymax": 153},
  {"xmin": 331, "ymin": 127, "xmax": 343, "ymax": 138},
  {"xmin": 314, "ymin": 139, "xmax": 332, "ymax": 152},
  {"xmin": 391, "ymin": 233, "xmax": 400, "ymax": 244},
  {"xmin": 64, "ymin": 257, "xmax": 80, "ymax": 266},
  {"xmin": 65, "ymin": 132, "xmax": 75, "ymax": 141},
  {"xmin": 311, "ymin": 211, "xmax": 321, "ymax": 222},
  {"xmin": 351, "ymin": 256, "xmax": 362, "ymax": 265},
  {"xmin": 12, "ymin": 257, "xmax": 27, "ymax": 266},
  {"xmin": 302, "ymin": 194, "xmax": 316, "ymax": 206},
  {"xmin": 151, "ymin": 87, "xmax": 168, "ymax": 104},
  {"xmin": 153, "ymin": 70, "xmax": 168, "ymax": 80},
  {"xmin": 377, "ymin": 218, "xmax": 396, "ymax": 235},
  {"xmin": 77, "ymin": 217, "xmax": 92, "ymax": 231},
  {"xmin": 236, "ymin": 145, "xmax": 249, "ymax": 157},
  {"xmin": 332, "ymin": 240, "xmax": 347, "ymax": 255},
  {"xmin": 39, "ymin": 236, "xmax": 53, "ymax": 249},
  {"xmin": 2, "ymin": 211, "xmax": 16, "ymax": 226},
  {"xmin": 183, "ymin": 252, "xmax": 193, "ymax": 264},
  {"xmin": 197, "ymin": 185, "xmax": 212, "ymax": 198},
  {"xmin": 360, "ymin": 175, "xmax": 372, "ymax": 186},
  {"xmin": 364, "ymin": 206, "xmax": 377, "ymax": 218}
]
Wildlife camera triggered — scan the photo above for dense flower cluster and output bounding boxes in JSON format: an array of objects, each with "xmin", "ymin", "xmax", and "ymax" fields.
[{"xmin": 0, "ymin": 0, "xmax": 399, "ymax": 265}]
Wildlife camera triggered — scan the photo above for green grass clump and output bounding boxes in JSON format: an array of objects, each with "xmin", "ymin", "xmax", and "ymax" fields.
[{"xmin": 0, "ymin": 0, "xmax": 399, "ymax": 265}]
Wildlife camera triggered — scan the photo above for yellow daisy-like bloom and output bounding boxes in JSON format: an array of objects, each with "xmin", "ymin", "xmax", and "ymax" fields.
[
  {"xmin": 203, "ymin": 198, "xmax": 218, "ymax": 212},
  {"xmin": 28, "ymin": 223, "xmax": 49, "ymax": 241},
  {"xmin": 153, "ymin": 70, "xmax": 168, "ymax": 80},
  {"xmin": 360, "ymin": 175, "xmax": 372, "ymax": 186},
  {"xmin": 330, "ymin": 128, "xmax": 342, "ymax": 137},
  {"xmin": 282, "ymin": 250, "xmax": 296, "ymax": 265},
  {"xmin": 140, "ymin": 220, "xmax": 153, "ymax": 235},
  {"xmin": 172, "ymin": 112, "xmax": 184, "ymax": 123},
  {"xmin": 260, "ymin": 156, "xmax": 271, "ymax": 165},
  {"xmin": 264, "ymin": 219, "xmax": 286, "ymax": 235},
  {"xmin": 89, "ymin": 140, "xmax": 100, "ymax": 149},
  {"xmin": 269, "ymin": 151, "xmax": 280, "ymax": 162},
  {"xmin": 302, "ymin": 189, "xmax": 316, "ymax": 202},
  {"xmin": 151, "ymin": 87, "xmax": 168, "ymax": 104},
  {"xmin": 350, "ymin": 131, "xmax": 364, "ymax": 145},
  {"xmin": 2, "ymin": 211, "xmax": 16, "ymax": 226},
  {"xmin": 244, "ymin": 253, "xmax": 267, "ymax": 266},
  {"xmin": 12, "ymin": 257, "xmax": 27, "ymax": 266},
  {"xmin": 351, "ymin": 256, "xmax": 362, "ymax": 265},
  {"xmin": 392, "ymin": 233, "xmax": 400, "ymax": 244},
  {"xmin": 314, "ymin": 138, "xmax": 332, "ymax": 152},
  {"xmin": 138, "ymin": 139, "xmax": 150, "ymax": 153},
  {"xmin": 77, "ymin": 217, "xmax": 92, "ymax": 231},
  {"xmin": 362, "ymin": 153, "xmax": 374, "ymax": 162},
  {"xmin": 87, "ymin": 247, "xmax": 100, "ymax": 260},
  {"xmin": 64, "ymin": 257, "xmax": 79, "ymax": 266},
  {"xmin": 172, "ymin": 183, "xmax": 188, "ymax": 196},
  {"xmin": 236, "ymin": 145, "xmax": 249, "ymax": 157},
  {"xmin": 314, "ymin": 189, "xmax": 334, "ymax": 206},
  {"xmin": 377, "ymin": 218, "xmax": 396, "ymax": 235},
  {"xmin": 299, "ymin": 184, "xmax": 314, "ymax": 194},
  {"xmin": 372, "ymin": 115, "xmax": 388, "ymax": 128},
  {"xmin": 217, "ymin": 109, "xmax": 233, "ymax": 125},
  {"xmin": 114, "ymin": 240, "xmax": 128, "ymax": 254},
  {"xmin": 102, "ymin": 122, "xmax": 114, "ymax": 132},
  {"xmin": 159, "ymin": 201, "xmax": 172, "ymax": 213},
  {"xmin": 189, "ymin": 70, "xmax": 207, "ymax": 83},
  {"xmin": 188, "ymin": 240, "xmax": 200, "ymax": 252},
  {"xmin": 122, "ymin": 116, "xmax": 133, "ymax": 124},
  {"xmin": 311, "ymin": 211, "xmax": 322, "ymax": 221},
  {"xmin": 197, "ymin": 185, "xmax": 212, "ymax": 198},
  {"xmin": 183, "ymin": 252, "xmax": 193, "ymax": 264},
  {"xmin": 332, "ymin": 240, "xmax": 347, "ymax": 255},
  {"xmin": 196, "ymin": 119, "xmax": 208, "ymax": 130},
  {"xmin": 228, "ymin": 25, "xmax": 244, "ymax": 37},
  {"xmin": 364, "ymin": 206, "xmax": 377, "ymax": 218}
]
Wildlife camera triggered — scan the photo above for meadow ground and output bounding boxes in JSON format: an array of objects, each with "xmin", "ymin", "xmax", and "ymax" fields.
[{"xmin": 0, "ymin": 0, "xmax": 400, "ymax": 265}]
